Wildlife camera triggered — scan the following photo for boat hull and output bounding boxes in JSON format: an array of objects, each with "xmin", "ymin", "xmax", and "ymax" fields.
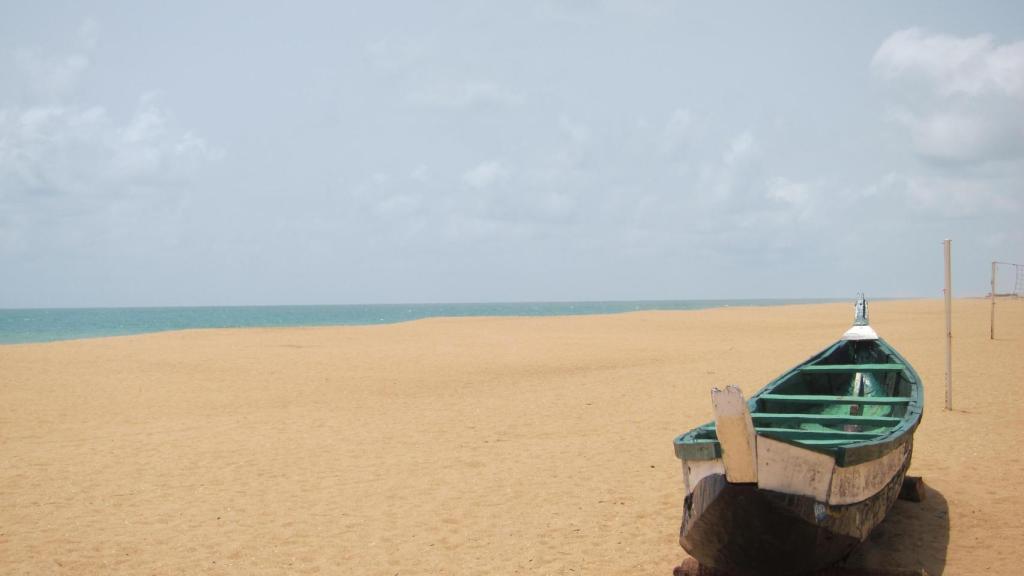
[{"xmin": 679, "ymin": 443, "xmax": 911, "ymax": 576}]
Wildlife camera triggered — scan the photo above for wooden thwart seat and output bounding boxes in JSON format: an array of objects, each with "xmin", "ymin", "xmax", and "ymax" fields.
[
  {"xmin": 799, "ymin": 363, "xmax": 905, "ymax": 374},
  {"xmin": 753, "ymin": 427, "xmax": 881, "ymax": 440},
  {"xmin": 759, "ymin": 394, "xmax": 911, "ymax": 405},
  {"xmin": 751, "ymin": 413, "xmax": 900, "ymax": 427},
  {"xmin": 785, "ymin": 438, "xmax": 868, "ymax": 446}
]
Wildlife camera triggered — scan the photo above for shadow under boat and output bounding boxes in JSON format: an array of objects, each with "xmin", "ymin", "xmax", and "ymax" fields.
[
  {"xmin": 838, "ymin": 483, "xmax": 949, "ymax": 575},
  {"xmin": 672, "ymin": 483, "xmax": 950, "ymax": 575}
]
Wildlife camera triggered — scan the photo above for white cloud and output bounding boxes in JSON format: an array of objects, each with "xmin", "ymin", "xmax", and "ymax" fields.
[
  {"xmin": 348, "ymin": 170, "xmax": 426, "ymax": 222},
  {"xmin": 764, "ymin": 176, "xmax": 822, "ymax": 226},
  {"xmin": 9, "ymin": 18, "xmax": 98, "ymax": 102},
  {"xmin": 2, "ymin": 20, "xmax": 219, "ymax": 208},
  {"xmin": 0, "ymin": 27, "xmax": 220, "ymax": 260},
  {"xmin": 903, "ymin": 174, "xmax": 1020, "ymax": 217},
  {"xmin": 723, "ymin": 130, "xmax": 756, "ymax": 166},
  {"xmin": 906, "ymin": 110, "xmax": 1021, "ymax": 163},
  {"xmin": 766, "ymin": 176, "xmax": 809, "ymax": 206},
  {"xmin": 873, "ymin": 28, "xmax": 1024, "ymax": 97},
  {"xmin": 0, "ymin": 97, "xmax": 219, "ymax": 201},
  {"xmin": 868, "ymin": 26, "xmax": 1024, "ymax": 239},
  {"xmin": 852, "ymin": 164, "xmax": 1021, "ymax": 226},
  {"xmin": 697, "ymin": 130, "xmax": 760, "ymax": 203},
  {"xmin": 873, "ymin": 28, "xmax": 1024, "ymax": 166},
  {"xmin": 461, "ymin": 160, "xmax": 510, "ymax": 189}
]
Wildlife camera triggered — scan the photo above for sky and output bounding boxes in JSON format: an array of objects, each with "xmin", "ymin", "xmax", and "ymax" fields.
[{"xmin": 1, "ymin": 1, "xmax": 1022, "ymax": 308}]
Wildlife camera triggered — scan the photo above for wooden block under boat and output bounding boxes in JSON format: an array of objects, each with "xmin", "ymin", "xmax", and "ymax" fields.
[{"xmin": 898, "ymin": 475, "xmax": 927, "ymax": 503}]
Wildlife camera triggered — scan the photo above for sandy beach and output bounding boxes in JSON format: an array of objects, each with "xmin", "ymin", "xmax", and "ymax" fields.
[{"xmin": 1, "ymin": 298, "xmax": 1021, "ymax": 575}]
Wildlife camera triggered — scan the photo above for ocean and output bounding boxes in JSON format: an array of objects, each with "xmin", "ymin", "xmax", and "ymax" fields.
[{"xmin": 0, "ymin": 299, "xmax": 838, "ymax": 345}]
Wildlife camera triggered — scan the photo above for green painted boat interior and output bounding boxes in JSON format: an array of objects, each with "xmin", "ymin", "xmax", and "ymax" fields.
[{"xmin": 674, "ymin": 337, "xmax": 923, "ymax": 466}]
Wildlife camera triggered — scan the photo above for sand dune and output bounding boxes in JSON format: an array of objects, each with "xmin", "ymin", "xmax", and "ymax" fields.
[{"xmin": 2, "ymin": 299, "xmax": 1022, "ymax": 575}]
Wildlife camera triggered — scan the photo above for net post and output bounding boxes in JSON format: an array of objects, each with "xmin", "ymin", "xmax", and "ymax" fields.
[
  {"xmin": 944, "ymin": 239, "xmax": 952, "ymax": 411},
  {"xmin": 990, "ymin": 261, "xmax": 996, "ymax": 340}
]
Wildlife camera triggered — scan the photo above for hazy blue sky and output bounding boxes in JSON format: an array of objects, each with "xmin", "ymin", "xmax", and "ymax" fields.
[{"xmin": 1, "ymin": 1, "xmax": 1022, "ymax": 307}]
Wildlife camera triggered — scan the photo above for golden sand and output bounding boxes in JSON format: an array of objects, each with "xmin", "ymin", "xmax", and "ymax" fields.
[{"xmin": 2, "ymin": 299, "xmax": 1022, "ymax": 575}]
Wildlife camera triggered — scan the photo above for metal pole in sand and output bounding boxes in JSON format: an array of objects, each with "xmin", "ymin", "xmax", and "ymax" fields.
[
  {"xmin": 990, "ymin": 261, "xmax": 996, "ymax": 340},
  {"xmin": 944, "ymin": 239, "xmax": 952, "ymax": 411}
]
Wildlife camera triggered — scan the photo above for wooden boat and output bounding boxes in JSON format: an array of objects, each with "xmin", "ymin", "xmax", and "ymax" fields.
[{"xmin": 673, "ymin": 296, "xmax": 923, "ymax": 575}]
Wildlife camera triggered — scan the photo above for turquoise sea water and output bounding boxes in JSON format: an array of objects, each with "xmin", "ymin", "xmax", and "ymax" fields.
[{"xmin": 0, "ymin": 299, "xmax": 839, "ymax": 345}]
